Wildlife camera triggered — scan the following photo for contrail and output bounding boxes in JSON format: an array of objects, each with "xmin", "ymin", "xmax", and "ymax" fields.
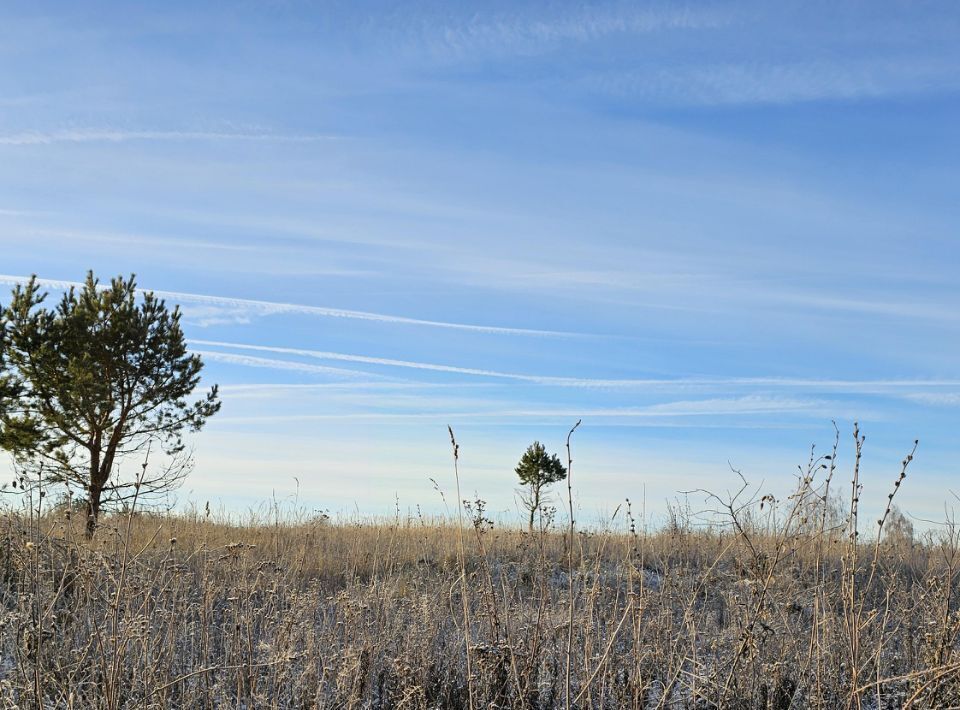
[
  {"xmin": 190, "ymin": 339, "xmax": 960, "ymax": 391},
  {"xmin": 190, "ymin": 339, "xmax": 536, "ymax": 380},
  {"xmin": 0, "ymin": 274, "xmax": 579, "ymax": 337},
  {"xmin": 193, "ymin": 350, "xmax": 388, "ymax": 380}
]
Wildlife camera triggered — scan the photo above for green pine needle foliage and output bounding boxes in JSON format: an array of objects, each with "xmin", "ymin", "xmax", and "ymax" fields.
[{"xmin": 0, "ymin": 272, "xmax": 220, "ymax": 534}]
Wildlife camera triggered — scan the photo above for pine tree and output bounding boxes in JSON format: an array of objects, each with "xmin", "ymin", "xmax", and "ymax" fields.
[
  {"xmin": 515, "ymin": 441, "xmax": 566, "ymax": 532},
  {"xmin": 0, "ymin": 272, "xmax": 220, "ymax": 536}
]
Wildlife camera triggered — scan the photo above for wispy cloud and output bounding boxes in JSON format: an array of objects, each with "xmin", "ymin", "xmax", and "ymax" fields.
[
  {"xmin": 0, "ymin": 274, "xmax": 580, "ymax": 337},
  {"xmin": 194, "ymin": 351, "xmax": 387, "ymax": 380},
  {"xmin": 211, "ymin": 394, "xmax": 825, "ymax": 424},
  {"xmin": 769, "ymin": 291, "xmax": 960, "ymax": 323},
  {"xmin": 0, "ymin": 208, "xmax": 45, "ymax": 217},
  {"xmin": 427, "ymin": 4, "xmax": 729, "ymax": 57},
  {"xmin": 6, "ymin": 227, "xmax": 259, "ymax": 253},
  {"xmin": 586, "ymin": 57, "xmax": 960, "ymax": 106},
  {"xmin": 901, "ymin": 392, "xmax": 960, "ymax": 407},
  {"xmin": 0, "ymin": 129, "xmax": 339, "ymax": 146},
  {"xmin": 219, "ymin": 382, "xmax": 473, "ymax": 398},
  {"xmin": 192, "ymin": 339, "xmax": 960, "ymax": 392},
  {"xmin": 639, "ymin": 395, "xmax": 817, "ymax": 416}
]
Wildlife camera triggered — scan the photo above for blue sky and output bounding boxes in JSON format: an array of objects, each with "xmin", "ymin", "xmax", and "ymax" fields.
[{"xmin": 1, "ymin": 1, "xmax": 959, "ymax": 525}]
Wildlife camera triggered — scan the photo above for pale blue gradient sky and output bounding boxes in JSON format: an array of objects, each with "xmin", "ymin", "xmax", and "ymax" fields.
[{"xmin": 1, "ymin": 1, "xmax": 958, "ymax": 525}]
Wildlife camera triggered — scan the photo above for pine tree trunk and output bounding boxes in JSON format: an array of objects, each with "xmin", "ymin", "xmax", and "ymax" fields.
[
  {"xmin": 85, "ymin": 483, "xmax": 102, "ymax": 538},
  {"xmin": 86, "ymin": 447, "xmax": 102, "ymax": 538},
  {"xmin": 527, "ymin": 484, "xmax": 541, "ymax": 532},
  {"xmin": 85, "ymin": 435, "xmax": 115, "ymax": 538}
]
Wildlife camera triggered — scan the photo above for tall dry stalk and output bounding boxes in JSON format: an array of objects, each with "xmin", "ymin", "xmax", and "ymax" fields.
[
  {"xmin": 564, "ymin": 419, "xmax": 581, "ymax": 710},
  {"xmin": 843, "ymin": 422, "xmax": 865, "ymax": 708},
  {"xmin": 448, "ymin": 425, "xmax": 474, "ymax": 710}
]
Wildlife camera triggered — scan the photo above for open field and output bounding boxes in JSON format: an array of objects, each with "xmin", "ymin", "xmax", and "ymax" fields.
[
  {"xmin": 2, "ymin": 463, "xmax": 959, "ymax": 710},
  {"xmin": 5, "ymin": 2, "xmax": 960, "ymax": 708}
]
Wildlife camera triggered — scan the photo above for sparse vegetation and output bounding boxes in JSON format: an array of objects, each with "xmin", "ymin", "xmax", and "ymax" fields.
[{"xmin": 1, "ymin": 426, "xmax": 958, "ymax": 709}]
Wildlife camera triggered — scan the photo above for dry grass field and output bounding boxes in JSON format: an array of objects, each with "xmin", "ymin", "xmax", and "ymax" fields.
[{"xmin": 1, "ymin": 438, "xmax": 959, "ymax": 709}]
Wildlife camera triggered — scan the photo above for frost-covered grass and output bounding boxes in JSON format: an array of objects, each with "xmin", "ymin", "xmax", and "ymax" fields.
[{"xmin": 1, "ymin": 462, "xmax": 959, "ymax": 708}]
